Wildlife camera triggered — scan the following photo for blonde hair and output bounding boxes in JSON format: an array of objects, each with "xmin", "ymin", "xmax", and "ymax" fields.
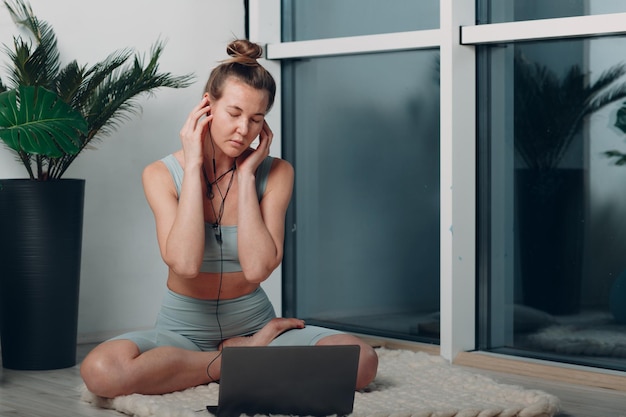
[{"xmin": 204, "ymin": 39, "xmax": 276, "ymax": 112}]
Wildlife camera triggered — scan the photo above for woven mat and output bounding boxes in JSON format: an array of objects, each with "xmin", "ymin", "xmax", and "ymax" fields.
[{"xmin": 81, "ymin": 348, "xmax": 559, "ymax": 417}]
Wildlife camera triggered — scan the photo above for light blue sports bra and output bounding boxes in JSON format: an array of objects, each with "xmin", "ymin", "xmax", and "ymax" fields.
[{"xmin": 160, "ymin": 154, "xmax": 274, "ymax": 273}]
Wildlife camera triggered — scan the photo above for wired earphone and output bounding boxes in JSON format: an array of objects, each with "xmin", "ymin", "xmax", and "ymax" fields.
[{"xmin": 203, "ymin": 136, "xmax": 236, "ymax": 382}]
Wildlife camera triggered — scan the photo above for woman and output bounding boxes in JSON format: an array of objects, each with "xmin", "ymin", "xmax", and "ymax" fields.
[{"xmin": 80, "ymin": 39, "xmax": 378, "ymax": 398}]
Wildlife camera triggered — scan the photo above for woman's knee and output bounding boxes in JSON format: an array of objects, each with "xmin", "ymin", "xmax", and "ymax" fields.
[
  {"xmin": 355, "ymin": 343, "xmax": 378, "ymax": 389},
  {"xmin": 80, "ymin": 340, "xmax": 140, "ymax": 398},
  {"xmin": 316, "ymin": 334, "xmax": 378, "ymax": 389}
]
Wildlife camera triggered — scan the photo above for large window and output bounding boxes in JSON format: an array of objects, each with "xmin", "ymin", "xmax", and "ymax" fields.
[
  {"xmin": 476, "ymin": 2, "xmax": 626, "ymax": 372},
  {"xmin": 478, "ymin": 35, "xmax": 626, "ymax": 372},
  {"xmin": 254, "ymin": 0, "xmax": 626, "ymax": 378}
]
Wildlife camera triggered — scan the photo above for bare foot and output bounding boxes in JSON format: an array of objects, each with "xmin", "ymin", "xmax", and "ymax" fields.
[{"xmin": 221, "ymin": 318, "xmax": 305, "ymax": 348}]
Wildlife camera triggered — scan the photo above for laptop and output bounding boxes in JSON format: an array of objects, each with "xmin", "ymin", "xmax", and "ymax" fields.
[{"xmin": 206, "ymin": 344, "xmax": 360, "ymax": 417}]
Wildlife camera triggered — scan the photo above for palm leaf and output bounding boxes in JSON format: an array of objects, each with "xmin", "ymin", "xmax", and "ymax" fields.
[
  {"xmin": 604, "ymin": 149, "xmax": 626, "ymax": 165},
  {"xmin": 514, "ymin": 50, "xmax": 626, "ymax": 170},
  {"xmin": 54, "ymin": 60, "xmax": 86, "ymax": 104},
  {"xmin": 615, "ymin": 101, "xmax": 626, "ymax": 134},
  {"xmin": 3, "ymin": 0, "xmax": 60, "ymax": 88},
  {"xmin": 603, "ymin": 101, "xmax": 626, "ymax": 166},
  {"xmin": 0, "ymin": 85, "xmax": 87, "ymax": 157},
  {"xmin": 65, "ymin": 50, "xmax": 133, "ymax": 114},
  {"xmin": 84, "ymin": 41, "xmax": 194, "ymax": 140}
]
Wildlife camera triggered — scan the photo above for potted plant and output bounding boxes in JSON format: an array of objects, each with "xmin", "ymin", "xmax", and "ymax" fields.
[
  {"xmin": 0, "ymin": 0, "xmax": 193, "ymax": 370},
  {"xmin": 513, "ymin": 49, "xmax": 626, "ymax": 314}
]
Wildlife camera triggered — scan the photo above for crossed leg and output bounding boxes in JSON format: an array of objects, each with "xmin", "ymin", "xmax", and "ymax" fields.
[
  {"xmin": 80, "ymin": 318, "xmax": 305, "ymax": 398},
  {"xmin": 81, "ymin": 318, "xmax": 378, "ymax": 398}
]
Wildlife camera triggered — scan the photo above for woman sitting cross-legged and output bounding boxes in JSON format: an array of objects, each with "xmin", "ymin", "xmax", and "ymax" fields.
[{"xmin": 80, "ymin": 39, "xmax": 378, "ymax": 398}]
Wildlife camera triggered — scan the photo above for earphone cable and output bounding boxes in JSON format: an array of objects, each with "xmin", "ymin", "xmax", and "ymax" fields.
[
  {"xmin": 205, "ymin": 237, "xmax": 224, "ymax": 382},
  {"xmin": 205, "ymin": 148, "xmax": 234, "ymax": 382}
]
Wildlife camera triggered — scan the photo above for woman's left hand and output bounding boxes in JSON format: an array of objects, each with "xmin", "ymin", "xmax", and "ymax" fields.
[{"xmin": 238, "ymin": 120, "xmax": 273, "ymax": 175}]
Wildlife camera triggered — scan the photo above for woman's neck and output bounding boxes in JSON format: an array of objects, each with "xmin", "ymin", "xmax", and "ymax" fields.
[{"xmin": 204, "ymin": 141, "xmax": 237, "ymax": 180}]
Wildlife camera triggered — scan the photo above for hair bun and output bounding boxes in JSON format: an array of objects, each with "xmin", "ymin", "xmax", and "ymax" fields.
[{"xmin": 226, "ymin": 39, "xmax": 263, "ymax": 66}]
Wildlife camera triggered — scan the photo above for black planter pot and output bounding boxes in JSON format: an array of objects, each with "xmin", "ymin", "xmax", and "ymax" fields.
[
  {"xmin": 515, "ymin": 169, "xmax": 584, "ymax": 315},
  {"xmin": 0, "ymin": 179, "xmax": 85, "ymax": 370}
]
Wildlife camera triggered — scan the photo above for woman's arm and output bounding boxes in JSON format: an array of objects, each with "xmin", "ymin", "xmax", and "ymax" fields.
[
  {"xmin": 237, "ymin": 121, "xmax": 294, "ymax": 283},
  {"xmin": 142, "ymin": 98, "xmax": 212, "ymax": 278},
  {"xmin": 142, "ymin": 159, "xmax": 205, "ymax": 278}
]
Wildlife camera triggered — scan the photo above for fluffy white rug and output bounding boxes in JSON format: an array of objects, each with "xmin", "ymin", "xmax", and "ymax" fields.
[{"xmin": 81, "ymin": 348, "xmax": 560, "ymax": 417}]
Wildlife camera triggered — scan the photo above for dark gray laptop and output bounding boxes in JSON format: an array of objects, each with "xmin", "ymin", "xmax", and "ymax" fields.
[{"xmin": 206, "ymin": 345, "xmax": 360, "ymax": 417}]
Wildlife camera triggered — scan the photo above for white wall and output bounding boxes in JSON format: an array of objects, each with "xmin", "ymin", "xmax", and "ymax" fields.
[{"xmin": 0, "ymin": 0, "xmax": 282, "ymax": 342}]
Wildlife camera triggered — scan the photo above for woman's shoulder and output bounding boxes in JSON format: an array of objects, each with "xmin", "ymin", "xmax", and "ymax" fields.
[
  {"xmin": 142, "ymin": 151, "xmax": 183, "ymax": 188},
  {"xmin": 268, "ymin": 156, "xmax": 294, "ymax": 177},
  {"xmin": 265, "ymin": 156, "xmax": 294, "ymax": 193},
  {"xmin": 143, "ymin": 151, "xmax": 182, "ymax": 172}
]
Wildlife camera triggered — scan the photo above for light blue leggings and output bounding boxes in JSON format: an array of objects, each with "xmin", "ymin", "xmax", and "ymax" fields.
[{"xmin": 109, "ymin": 287, "xmax": 342, "ymax": 352}]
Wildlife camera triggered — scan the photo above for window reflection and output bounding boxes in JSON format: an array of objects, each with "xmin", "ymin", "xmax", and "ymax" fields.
[
  {"xmin": 283, "ymin": 49, "xmax": 441, "ymax": 343},
  {"xmin": 481, "ymin": 36, "xmax": 626, "ymax": 371}
]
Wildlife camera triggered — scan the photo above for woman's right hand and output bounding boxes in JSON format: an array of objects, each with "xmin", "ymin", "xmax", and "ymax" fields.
[{"xmin": 179, "ymin": 96, "xmax": 212, "ymax": 166}]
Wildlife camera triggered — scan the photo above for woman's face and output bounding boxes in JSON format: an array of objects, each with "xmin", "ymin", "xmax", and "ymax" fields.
[{"xmin": 208, "ymin": 77, "xmax": 270, "ymax": 157}]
